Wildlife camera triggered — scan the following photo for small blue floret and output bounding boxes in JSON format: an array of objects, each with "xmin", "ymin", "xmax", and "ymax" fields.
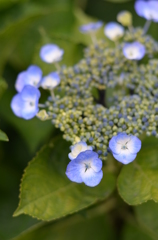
[
  {"xmin": 123, "ymin": 41, "xmax": 146, "ymax": 60},
  {"xmin": 11, "ymin": 85, "xmax": 40, "ymax": 120},
  {"xmin": 40, "ymin": 72, "xmax": 60, "ymax": 90},
  {"xmin": 15, "ymin": 65, "xmax": 42, "ymax": 92},
  {"xmin": 135, "ymin": 0, "xmax": 158, "ymax": 22},
  {"xmin": 104, "ymin": 22, "xmax": 124, "ymax": 41},
  {"xmin": 66, "ymin": 150, "xmax": 103, "ymax": 187},
  {"xmin": 109, "ymin": 133, "xmax": 141, "ymax": 164},
  {"xmin": 68, "ymin": 141, "xmax": 93, "ymax": 160},
  {"xmin": 40, "ymin": 44, "xmax": 64, "ymax": 63},
  {"xmin": 79, "ymin": 21, "xmax": 103, "ymax": 33}
]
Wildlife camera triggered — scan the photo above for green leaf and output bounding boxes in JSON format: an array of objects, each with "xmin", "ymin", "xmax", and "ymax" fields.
[
  {"xmin": 14, "ymin": 137, "xmax": 116, "ymax": 221},
  {"xmin": 0, "ymin": 130, "xmax": 8, "ymax": 142},
  {"xmin": 14, "ymin": 210, "xmax": 115, "ymax": 240},
  {"xmin": 122, "ymin": 223, "xmax": 153, "ymax": 240},
  {"xmin": 0, "ymin": 78, "xmax": 7, "ymax": 99},
  {"xmin": 135, "ymin": 201, "xmax": 158, "ymax": 240},
  {"xmin": 117, "ymin": 136, "xmax": 158, "ymax": 205},
  {"xmin": 104, "ymin": 0, "xmax": 132, "ymax": 2}
]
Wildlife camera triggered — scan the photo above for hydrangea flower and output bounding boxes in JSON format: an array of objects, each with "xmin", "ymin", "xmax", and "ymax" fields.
[
  {"xmin": 40, "ymin": 72, "xmax": 60, "ymax": 90},
  {"xmin": 15, "ymin": 65, "xmax": 42, "ymax": 92},
  {"xmin": 79, "ymin": 21, "xmax": 103, "ymax": 33},
  {"xmin": 135, "ymin": 0, "xmax": 158, "ymax": 22},
  {"xmin": 40, "ymin": 44, "xmax": 64, "ymax": 63},
  {"xmin": 68, "ymin": 141, "xmax": 93, "ymax": 160},
  {"xmin": 11, "ymin": 85, "xmax": 40, "ymax": 120},
  {"xmin": 66, "ymin": 150, "xmax": 103, "ymax": 187},
  {"xmin": 109, "ymin": 133, "xmax": 141, "ymax": 164},
  {"xmin": 104, "ymin": 22, "xmax": 124, "ymax": 41},
  {"xmin": 123, "ymin": 41, "xmax": 146, "ymax": 60}
]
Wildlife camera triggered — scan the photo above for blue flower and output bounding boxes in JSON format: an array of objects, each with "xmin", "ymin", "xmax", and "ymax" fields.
[
  {"xmin": 79, "ymin": 21, "xmax": 103, "ymax": 33},
  {"xmin": 11, "ymin": 85, "xmax": 40, "ymax": 120},
  {"xmin": 104, "ymin": 22, "xmax": 124, "ymax": 41},
  {"xmin": 40, "ymin": 44, "xmax": 64, "ymax": 63},
  {"xmin": 66, "ymin": 150, "xmax": 103, "ymax": 187},
  {"xmin": 15, "ymin": 65, "xmax": 42, "ymax": 92},
  {"xmin": 68, "ymin": 141, "xmax": 93, "ymax": 160},
  {"xmin": 123, "ymin": 41, "xmax": 146, "ymax": 60},
  {"xmin": 109, "ymin": 133, "xmax": 141, "ymax": 164},
  {"xmin": 135, "ymin": 0, "xmax": 158, "ymax": 22},
  {"xmin": 40, "ymin": 72, "xmax": 60, "ymax": 90}
]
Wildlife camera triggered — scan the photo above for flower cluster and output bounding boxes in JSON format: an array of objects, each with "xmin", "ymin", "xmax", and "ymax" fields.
[{"xmin": 10, "ymin": 1, "xmax": 158, "ymax": 187}]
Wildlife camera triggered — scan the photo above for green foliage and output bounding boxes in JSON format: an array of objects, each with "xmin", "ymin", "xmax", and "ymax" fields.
[
  {"xmin": 14, "ymin": 209, "xmax": 114, "ymax": 240},
  {"xmin": 14, "ymin": 136, "xmax": 116, "ymax": 221},
  {"xmin": 117, "ymin": 137, "xmax": 158, "ymax": 205},
  {"xmin": 135, "ymin": 201, "xmax": 158, "ymax": 240},
  {"xmin": 122, "ymin": 223, "xmax": 152, "ymax": 240},
  {"xmin": 0, "ymin": 78, "xmax": 7, "ymax": 98}
]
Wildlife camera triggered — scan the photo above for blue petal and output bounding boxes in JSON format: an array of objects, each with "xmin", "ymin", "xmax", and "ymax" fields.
[
  {"xmin": 10, "ymin": 94, "xmax": 23, "ymax": 117},
  {"xmin": 81, "ymin": 169, "xmax": 103, "ymax": 187},
  {"xmin": 26, "ymin": 65, "xmax": 42, "ymax": 87},
  {"xmin": 128, "ymin": 136, "xmax": 141, "ymax": 154},
  {"xmin": 113, "ymin": 152, "xmax": 137, "ymax": 164},
  {"xmin": 80, "ymin": 21, "xmax": 103, "ymax": 33},
  {"xmin": 109, "ymin": 135, "xmax": 121, "ymax": 154},
  {"xmin": 15, "ymin": 71, "xmax": 28, "ymax": 92},
  {"xmin": 134, "ymin": 1, "xmax": 146, "ymax": 18},
  {"xmin": 21, "ymin": 85, "xmax": 41, "ymax": 101},
  {"xmin": 65, "ymin": 160, "xmax": 83, "ymax": 183}
]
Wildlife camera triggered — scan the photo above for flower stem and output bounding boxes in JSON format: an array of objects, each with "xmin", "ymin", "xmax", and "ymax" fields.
[
  {"xmin": 54, "ymin": 62, "xmax": 60, "ymax": 71},
  {"xmin": 38, "ymin": 103, "xmax": 46, "ymax": 108},
  {"xmin": 90, "ymin": 32, "xmax": 97, "ymax": 45},
  {"xmin": 50, "ymin": 90, "xmax": 55, "ymax": 101},
  {"xmin": 143, "ymin": 20, "xmax": 151, "ymax": 35}
]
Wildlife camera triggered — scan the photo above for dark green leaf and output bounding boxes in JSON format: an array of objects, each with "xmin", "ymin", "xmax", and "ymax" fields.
[
  {"xmin": 14, "ymin": 210, "xmax": 114, "ymax": 240},
  {"xmin": 0, "ymin": 78, "xmax": 7, "ymax": 99},
  {"xmin": 135, "ymin": 201, "xmax": 158, "ymax": 240},
  {"xmin": 117, "ymin": 136, "xmax": 158, "ymax": 205},
  {"xmin": 122, "ymin": 223, "xmax": 153, "ymax": 240},
  {"xmin": 14, "ymin": 137, "xmax": 116, "ymax": 221}
]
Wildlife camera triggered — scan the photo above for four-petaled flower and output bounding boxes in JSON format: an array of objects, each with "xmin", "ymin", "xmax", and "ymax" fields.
[
  {"xmin": 40, "ymin": 44, "xmax": 64, "ymax": 63},
  {"xmin": 15, "ymin": 65, "xmax": 42, "ymax": 92},
  {"xmin": 109, "ymin": 133, "xmax": 141, "ymax": 164},
  {"xmin": 135, "ymin": 0, "xmax": 158, "ymax": 22},
  {"xmin": 40, "ymin": 72, "xmax": 60, "ymax": 90},
  {"xmin": 68, "ymin": 141, "xmax": 93, "ymax": 160},
  {"xmin": 123, "ymin": 41, "xmax": 146, "ymax": 60},
  {"xmin": 66, "ymin": 150, "xmax": 103, "ymax": 187},
  {"xmin": 104, "ymin": 22, "xmax": 124, "ymax": 41},
  {"xmin": 79, "ymin": 21, "xmax": 103, "ymax": 33},
  {"xmin": 11, "ymin": 85, "xmax": 40, "ymax": 120}
]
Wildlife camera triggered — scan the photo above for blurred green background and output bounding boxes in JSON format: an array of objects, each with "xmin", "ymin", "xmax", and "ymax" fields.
[{"xmin": 1, "ymin": 0, "xmax": 158, "ymax": 239}]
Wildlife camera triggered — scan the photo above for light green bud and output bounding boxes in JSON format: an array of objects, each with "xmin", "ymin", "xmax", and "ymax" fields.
[{"xmin": 117, "ymin": 11, "xmax": 132, "ymax": 27}]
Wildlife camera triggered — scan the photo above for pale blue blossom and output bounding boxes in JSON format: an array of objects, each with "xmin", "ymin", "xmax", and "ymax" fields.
[
  {"xmin": 11, "ymin": 85, "xmax": 40, "ymax": 120},
  {"xmin": 80, "ymin": 21, "xmax": 103, "ymax": 33},
  {"xmin": 66, "ymin": 150, "xmax": 103, "ymax": 187},
  {"xmin": 135, "ymin": 0, "xmax": 158, "ymax": 22},
  {"xmin": 109, "ymin": 133, "xmax": 141, "ymax": 164},
  {"xmin": 104, "ymin": 22, "xmax": 124, "ymax": 41},
  {"xmin": 68, "ymin": 141, "xmax": 93, "ymax": 160},
  {"xmin": 123, "ymin": 41, "xmax": 146, "ymax": 60},
  {"xmin": 15, "ymin": 65, "xmax": 42, "ymax": 92},
  {"xmin": 40, "ymin": 72, "xmax": 60, "ymax": 90},
  {"xmin": 40, "ymin": 44, "xmax": 64, "ymax": 63}
]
